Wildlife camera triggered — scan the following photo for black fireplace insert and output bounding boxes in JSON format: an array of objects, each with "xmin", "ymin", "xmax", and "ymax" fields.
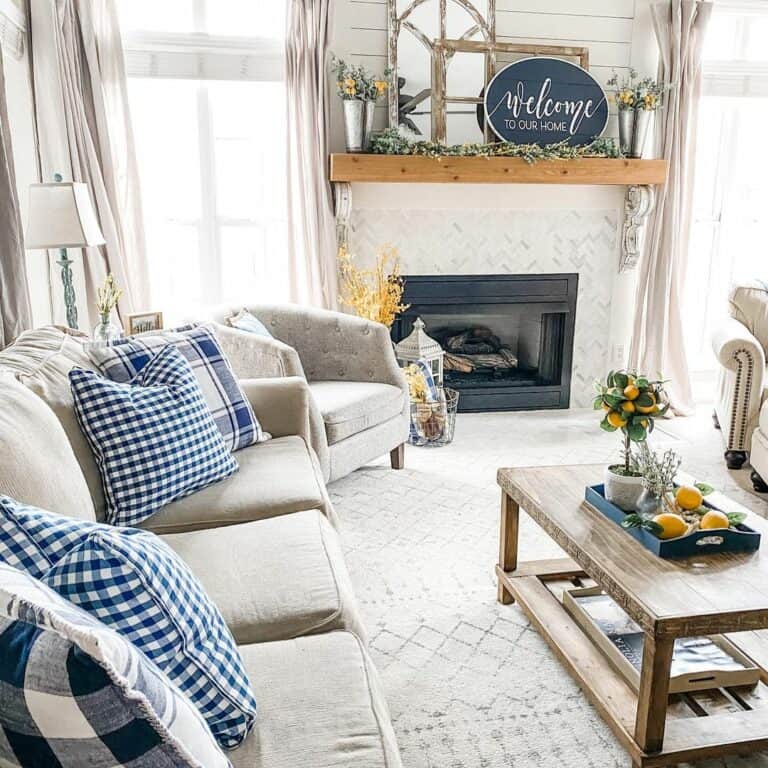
[{"xmin": 392, "ymin": 274, "xmax": 578, "ymax": 412}]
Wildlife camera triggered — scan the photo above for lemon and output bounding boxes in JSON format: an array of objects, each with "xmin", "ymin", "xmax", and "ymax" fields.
[
  {"xmin": 602, "ymin": 402, "xmax": 611, "ymax": 412},
  {"xmin": 675, "ymin": 486, "xmax": 703, "ymax": 511},
  {"xmin": 700, "ymin": 510, "xmax": 729, "ymax": 530},
  {"xmin": 652, "ymin": 513, "xmax": 688, "ymax": 539},
  {"xmin": 607, "ymin": 411, "xmax": 627, "ymax": 429},
  {"xmin": 621, "ymin": 401, "xmax": 636, "ymax": 413},
  {"xmin": 624, "ymin": 384, "xmax": 640, "ymax": 401}
]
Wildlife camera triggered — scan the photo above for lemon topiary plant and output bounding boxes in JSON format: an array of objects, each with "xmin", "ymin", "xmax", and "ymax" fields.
[
  {"xmin": 594, "ymin": 370, "xmax": 669, "ymax": 511},
  {"xmin": 594, "ymin": 370, "xmax": 669, "ymax": 471}
]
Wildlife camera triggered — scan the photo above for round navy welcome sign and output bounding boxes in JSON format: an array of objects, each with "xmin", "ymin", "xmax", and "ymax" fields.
[{"xmin": 484, "ymin": 57, "xmax": 608, "ymax": 146}]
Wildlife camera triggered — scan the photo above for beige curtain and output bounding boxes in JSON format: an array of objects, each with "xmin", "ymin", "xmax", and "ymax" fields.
[
  {"xmin": 29, "ymin": 0, "xmax": 148, "ymax": 330},
  {"xmin": 0, "ymin": 50, "xmax": 33, "ymax": 346},
  {"xmin": 629, "ymin": 0, "xmax": 712, "ymax": 414},
  {"xmin": 285, "ymin": 0, "xmax": 338, "ymax": 309}
]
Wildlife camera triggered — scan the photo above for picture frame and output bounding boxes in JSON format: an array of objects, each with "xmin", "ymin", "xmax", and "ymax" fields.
[{"xmin": 126, "ymin": 310, "xmax": 164, "ymax": 336}]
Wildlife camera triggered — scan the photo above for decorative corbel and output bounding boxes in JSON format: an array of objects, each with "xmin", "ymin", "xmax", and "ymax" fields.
[
  {"xmin": 333, "ymin": 182, "xmax": 353, "ymax": 249},
  {"xmin": 620, "ymin": 184, "xmax": 655, "ymax": 272}
]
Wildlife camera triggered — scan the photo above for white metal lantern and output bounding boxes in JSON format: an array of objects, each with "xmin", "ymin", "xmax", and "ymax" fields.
[{"xmin": 395, "ymin": 317, "xmax": 445, "ymax": 386}]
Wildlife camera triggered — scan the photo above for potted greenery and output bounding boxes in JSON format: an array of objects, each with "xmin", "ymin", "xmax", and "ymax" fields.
[
  {"xmin": 330, "ymin": 57, "xmax": 390, "ymax": 153},
  {"xmin": 594, "ymin": 370, "xmax": 669, "ymax": 511},
  {"xmin": 606, "ymin": 69, "xmax": 668, "ymax": 158}
]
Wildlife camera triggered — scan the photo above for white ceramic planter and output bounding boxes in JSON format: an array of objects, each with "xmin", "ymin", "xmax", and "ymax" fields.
[{"xmin": 603, "ymin": 466, "xmax": 644, "ymax": 512}]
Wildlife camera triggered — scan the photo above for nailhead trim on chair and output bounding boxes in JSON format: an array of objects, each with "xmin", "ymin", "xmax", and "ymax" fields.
[{"xmin": 728, "ymin": 348, "xmax": 754, "ymax": 451}]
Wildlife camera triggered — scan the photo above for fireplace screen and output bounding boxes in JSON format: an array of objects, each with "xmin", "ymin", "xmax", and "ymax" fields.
[{"xmin": 392, "ymin": 274, "xmax": 577, "ymax": 412}]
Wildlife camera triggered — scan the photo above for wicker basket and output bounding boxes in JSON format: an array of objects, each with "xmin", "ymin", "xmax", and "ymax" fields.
[{"xmin": 409, "ymin": 387, "xmax": 459, "ymax": 447}]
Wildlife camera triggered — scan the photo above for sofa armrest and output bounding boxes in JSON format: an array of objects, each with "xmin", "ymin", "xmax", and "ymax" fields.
[
  {"xmin": 210, "ymin": 322, "xmax": 305, "ymax": 380},
  {"xmin": 712, "ymin": 317, "xmax": 766, "ymax": 374},
  {"xmin": 711, "ymin": 317, "xmax": 765, "ymax": 451},
  {"xmin": 239, "ymin": 377, "xmax": 312, "ymax": 442}
]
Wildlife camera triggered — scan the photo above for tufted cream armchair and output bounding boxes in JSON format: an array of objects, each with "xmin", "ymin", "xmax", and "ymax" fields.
[
  {"xmin": 711, "ymin": 283, "xmax": 768, "ymax": 486},
  {"xmin": 203, "ymin": 304, "xmax": 410, "ymax": 483}
]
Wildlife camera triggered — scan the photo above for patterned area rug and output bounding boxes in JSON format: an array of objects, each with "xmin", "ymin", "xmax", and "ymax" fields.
[{"xmin": 329, "ymin": 409, "xmax": 768, "ymax": 768}]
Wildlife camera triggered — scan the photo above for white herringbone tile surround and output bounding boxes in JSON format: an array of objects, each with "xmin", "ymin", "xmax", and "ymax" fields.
[{"xmin": 329, "ymin": 408, "xmax": 768, "ymax": 768}]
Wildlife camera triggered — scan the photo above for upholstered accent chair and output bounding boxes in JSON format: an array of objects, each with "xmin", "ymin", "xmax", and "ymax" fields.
[
  {"xmin": 205, "ymin": 304, "xmax": 410, "ymax": 483},
  {"xmin": 712, "ymin": 282, "xmax": 768, "ymax": 477}
]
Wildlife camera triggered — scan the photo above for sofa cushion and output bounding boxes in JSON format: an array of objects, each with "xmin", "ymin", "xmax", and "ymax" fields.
[
  {"xmin": 230, "ymin": 632, "xmax": 402, "ymax": 768},
  {"xmin": 70, "ymin": 345, "xmax": 238, "ymax": 527},
  {"xmin": 0, "ymin": 375, "xmax": 96, "ymax": 522},
  {"xmin": 0, "ymin": 327, "xmax": 106, "ymax": 517},
  {"xmin": 310, "ymin": 381, "xmax": 404, "ymax": 445},
  {"xmin": 139, "ymin": 435, "xmax": 335, "ymax": 534},
  {"xmin": 89, "ymin": 323, "xmax": 266, "ymax": 450},
  {"xmin": 0, "ymin": 562, "xmax": 230, "ymax": 768},
  {"xmin": 161, "ymin": 510, "xmax": 364, "ymax": 644},
  {"xmin": 43, "ymin": 525, "xmax": 256, "ymax": 749}
]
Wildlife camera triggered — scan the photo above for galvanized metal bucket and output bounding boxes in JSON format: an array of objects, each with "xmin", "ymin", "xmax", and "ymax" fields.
[
  {"xmin": 343, "ymin": 99, "xmax": 376, "ymax": 153},
  {"xmin": 618, "ymin": 108, "xmax": 653, "ymax": 159}
]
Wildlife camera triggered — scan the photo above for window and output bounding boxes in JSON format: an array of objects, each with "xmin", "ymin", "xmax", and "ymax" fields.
[
  {"xmin": 119, "ymin": 1, "xmax": 288, "ymax": 323},
  {"xmin": 684, "ymin": 1, "xmax": 768, "ymax": 372}
]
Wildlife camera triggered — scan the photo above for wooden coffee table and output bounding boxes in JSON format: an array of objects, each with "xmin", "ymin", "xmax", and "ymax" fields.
[{"xmin": 496, "ymin": 464, "xmax": 768, "ymax": 768}]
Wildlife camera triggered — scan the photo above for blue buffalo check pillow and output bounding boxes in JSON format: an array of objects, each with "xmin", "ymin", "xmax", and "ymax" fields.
[
  {"xmin": 0, "ymin": 562, "xmax": 232, "ymax": 768},
  {"xmin": 88, "ymin": 323, "xmax": 265, "ymax": 451},
  {"xmin": 0, "ymin": 497, "xmax": 257, "ymax": 749},
  {"xmin": 70, "ymin": 344, "xmax": 238, "ymax": 527}
]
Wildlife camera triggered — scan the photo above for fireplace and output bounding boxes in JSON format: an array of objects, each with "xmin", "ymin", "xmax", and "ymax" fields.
[{"xmin": 392, "ymin": 274, "xmax": 578, "ymax": 412}]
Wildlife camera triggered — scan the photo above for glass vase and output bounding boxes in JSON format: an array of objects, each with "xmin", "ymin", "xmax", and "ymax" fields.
[{"xmin": 92, "ymin": 313, "xmax": 122, "ymax": 346}]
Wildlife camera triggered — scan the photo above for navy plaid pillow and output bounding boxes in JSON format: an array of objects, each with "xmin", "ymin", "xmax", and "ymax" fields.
[
  {"xmin": 42, "ymin": 524, "xmax": 257, "ymax": 748},
  {"xmin": 70, "ymin": 344, "xmax": 238, "ymax": 527},
  {"xmin": 0, "ymin": 563, "xmax": 231, "ymax": 768},
  {"xmin": 88, "ymin": 324, "xmax": 264, "ymax": 451}
]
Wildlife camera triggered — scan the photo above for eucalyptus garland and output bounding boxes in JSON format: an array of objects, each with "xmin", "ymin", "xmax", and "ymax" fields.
[{"xmin": 369, "ymin": 127, "xmax": 620, "ymax": 163}]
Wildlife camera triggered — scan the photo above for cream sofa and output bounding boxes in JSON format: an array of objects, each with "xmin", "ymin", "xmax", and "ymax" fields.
[
  {"xmin": 204, "ymin": 305, "xmax": 410, "ymax": 482},
  {"xmin": 0, "ymin": 326, "xmax": 402, "ymax": 768},
  {"xmin": 712, "ymin": 282, "xmax": 768, "ymax": 471}
]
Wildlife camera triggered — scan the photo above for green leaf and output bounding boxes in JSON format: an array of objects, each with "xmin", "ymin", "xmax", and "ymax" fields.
[
  {"xmin": 622, "ymin": 514, "xmax": 664, "ymax": 536},
  {"xmin": 635, "ymin": 377, "xmax": 649, "ymax": 389},
  {"xmin": 604, "ymin": 394, "xmax": 624, "ymax": 408},
  {"xmin": 727, "ymin": 512, "xmax": 747, "ymax": 527},
  {"xmin": 607, "ymin": 371, "xmax": 616, "ymax": 388},
  {"xmin": 694, "ymin": 482, "xmax": 715, "ymax": 496},
  {"xmin": 593, "ymin": 395, "xmax": 604, "ymax": 410},
  {"xmin": 627, "ymin": 422, "xmax": 647, "ymax": 442},
  {"xmin": 600, "ymin": 417, "xmax": 618, "ymax": 433},
  {"xmin": 635, "ymin": 393, "xmax": 653, "ymax": 408},
  {"xmin": 614, "ymin": 373, "xmax": 628, "ymax": 389}
]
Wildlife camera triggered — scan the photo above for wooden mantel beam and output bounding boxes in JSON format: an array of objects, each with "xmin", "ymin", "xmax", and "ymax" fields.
[{"xmin": 330, "ymin": 154, "xmax": 668, "ymax": 186}]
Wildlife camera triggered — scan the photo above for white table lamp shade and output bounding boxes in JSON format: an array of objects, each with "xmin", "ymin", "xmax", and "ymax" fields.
[{"xmin": 25, "ymin": 182, "xmax": 106, "ymax": 249}]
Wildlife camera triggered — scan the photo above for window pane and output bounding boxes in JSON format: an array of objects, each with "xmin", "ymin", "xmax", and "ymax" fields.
[
  {"xmin": 117, "ymin": 0, "xmax": 194, "ymax": 33},
  {"xmin": 746, "ymin": 17, "xmax": 768, "ymax": 61},
  {"xmin": 128, "ymin": 79, "xmax": 201, "ymax": 221},
  {"xmin": 210, "ymin": 81, "xmax": 287, "ymax": 221},
  {"xmin": 702, "ymin": 11, "xmax": 742, "ymax": 60},
  {"xmin": 205, "ymin": 0, "xmax": 286, "ymax": 39},
  {"xmin": 220, "ymin": 225, "xmax": 289, "ymax": 302}
]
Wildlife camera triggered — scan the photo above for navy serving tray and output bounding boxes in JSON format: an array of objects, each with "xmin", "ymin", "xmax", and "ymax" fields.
[{"xmin": 585, "ymin": 484, "xmax": 762, "ymax": 558}]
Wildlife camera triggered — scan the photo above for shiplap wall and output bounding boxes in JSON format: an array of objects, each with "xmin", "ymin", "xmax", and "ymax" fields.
[{"xmin": 332, "ymin": 0, "xmax": 654, "ymax": 144}]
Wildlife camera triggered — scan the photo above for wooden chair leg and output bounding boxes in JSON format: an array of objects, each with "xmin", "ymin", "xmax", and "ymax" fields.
[{"xmin": 390, "ymin": 443, "xmax": 405, "ymax": 470}]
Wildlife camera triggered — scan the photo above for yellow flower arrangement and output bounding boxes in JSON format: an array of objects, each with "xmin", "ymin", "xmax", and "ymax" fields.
[
  {"xmin": 374, "ymin": 80, "xmax": 388, "ymax": 95},
  {"xmin": 331, "ymin": 56, "xmax": 391, "ymax": 102},
  {"xmin": 337, "ymin": 244, "xmax": 409, "ymax": 328},
  {"xmin": 96, "ymin": 273, "xmax": 123, "ymax": 316},
  {"xmin": 404, "ymin": 364, "xmax": 429, "ymax": 403}
]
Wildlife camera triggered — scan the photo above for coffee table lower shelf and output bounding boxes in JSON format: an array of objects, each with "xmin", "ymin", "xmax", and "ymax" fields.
[{"xmin": 496, "ymin": 560, "xmax": 768, "ymax": 768}]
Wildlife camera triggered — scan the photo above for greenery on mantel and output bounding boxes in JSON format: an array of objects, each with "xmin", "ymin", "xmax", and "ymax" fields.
[{"xmin": 369, "ymin": 127, "xmax": 621, "ymax": 163}]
